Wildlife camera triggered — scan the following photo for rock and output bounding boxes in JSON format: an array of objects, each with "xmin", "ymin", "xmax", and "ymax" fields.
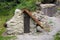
[
  {"xmin": 6, "ymin": 9, "xmax": 24, "ymax": 35},
  {"xmin": 40, "ymin": 4, "xmax": 57, "ymax": 17},
  {"xmin": 15, "ymin": 9, "xmax": 22, "ymax": 16},
  {"xmin": 54, "ymin": 10, "xmax": 60, "ymax": 18},
  {"xmin": 37, "ymin": 26, "xmax": 44, "ymax": 32}
]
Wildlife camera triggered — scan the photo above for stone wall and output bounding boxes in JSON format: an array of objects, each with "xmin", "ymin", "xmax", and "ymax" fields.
[
  {"xmin": 6, "ymin": 9, "xmax": 51, "ymax": 35},
  {"xmin": 6, "ymin": 9, "xmax": 38, "ymax": 35},
  {"xmin": 6, "ymin": 9, "xmax": 24, "ymax": 34},
  {"xmin": 6, "ymin": 4, "xmax": 57, "ymax": 35},
  {"xmin": 40, "ymin": 4, "xmax": 57, "ymax": 17}
]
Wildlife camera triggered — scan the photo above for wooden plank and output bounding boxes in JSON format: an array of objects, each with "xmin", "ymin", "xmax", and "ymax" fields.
[{"xmin": 24, "ymin": 11, "xmax": 30, "ymax": 33}]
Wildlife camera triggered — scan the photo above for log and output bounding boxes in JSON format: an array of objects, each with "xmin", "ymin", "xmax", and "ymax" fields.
[{"xmin": 22, "ymin": 9, "xmax": 44, "ymax": 29}]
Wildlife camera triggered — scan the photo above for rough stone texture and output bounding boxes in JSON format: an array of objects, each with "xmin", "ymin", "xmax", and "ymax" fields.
[
  {"xmin": 54, "ymin": 10, "xmax": 60, "ymax": 18},
  {"xmin": 6, "ymin": 9, "xmax": 60, "ymax": 40},
  {"xmin": 40, "ymin": 4, "xmax": 57, "ymax": 17},
  {"xmin": 6, "ymin": 9, "xmax": 24, "ymax": 35},
  {"xmin": 16, "ymin": 17, "xmax": 60, "ymax": 40},
  {"xmin": 56, "ymin": 0, "xmax": 60, "ymax": 6},
  {"xmin": 6, "ymin": 9, "xmax": 51, "ymax": 35}
]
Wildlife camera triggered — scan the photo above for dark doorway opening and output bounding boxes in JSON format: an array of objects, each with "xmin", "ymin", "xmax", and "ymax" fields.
[
  {"xmin": 41, "ymin": 0, "xmax": 56, "ymax": 4},
  {"xmin": 23, "ymin": 11, "xmax": 30, "ymax": 33}
]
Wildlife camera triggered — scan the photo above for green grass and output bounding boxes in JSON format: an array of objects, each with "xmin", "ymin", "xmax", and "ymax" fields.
[
  {"xmin": 0, "ymin": 8, "xmax": 15, "ymax": 35},
  {"xmin": 57, "ymin": 7, "xmax": 60, "ymax": 10},
  {"xmin": 0, "ymin": 36, "xmax": 16, "ymax": 40},
  {"xmin": 0, "ymin": 7, "xmax": 16, "ymax": 40},
  {"xmin": 54, "ymin": 32, "xmax": 60, "ymax": 40},
  {"xmin": 16, "ymin": 0, "xmax": 37, "ymax": 11}
]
